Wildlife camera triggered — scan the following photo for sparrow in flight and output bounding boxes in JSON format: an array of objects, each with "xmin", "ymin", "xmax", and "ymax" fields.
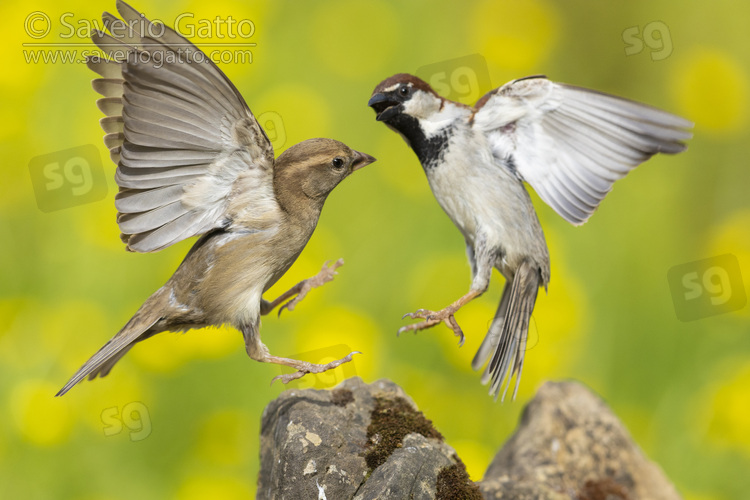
[
  {"xmin": 56, "ymin": 1, "xmax": 376, "ymax": 396},
  {"xmin": 369, "ymin": 73, "xmax": 691, "ymax": 400}
]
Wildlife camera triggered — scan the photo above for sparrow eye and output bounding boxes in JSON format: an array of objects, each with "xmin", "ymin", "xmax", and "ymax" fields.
[
  {"xmin": 331, "ymin": 157, "xmax": 345, "ymax": 169},
  {"xmin": 399, "ymin": 85, "xmax": 410, "ymax": 97}
]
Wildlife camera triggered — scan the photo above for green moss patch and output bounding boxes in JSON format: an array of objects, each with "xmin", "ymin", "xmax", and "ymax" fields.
[
  {"xmin": 364, "ymin": 396, "xmax": 443, "ymax": 470},
  {"xmin": 436, "ymin": 462, "xmax": 483, "ymax": 500}
]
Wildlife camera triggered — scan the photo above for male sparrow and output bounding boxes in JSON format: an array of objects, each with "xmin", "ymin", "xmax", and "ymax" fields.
[
  {"xmin": 369, "ymin": 73, "xmax": 691, "ymax": 400},
  {"xmin": 56, "ymin": 1, "xmax": 376, "ymax": 396}
]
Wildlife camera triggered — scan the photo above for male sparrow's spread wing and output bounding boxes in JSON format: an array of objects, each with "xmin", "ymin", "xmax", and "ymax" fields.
[
  {"xmin": 471, "ymin": 76, "xmax": 693, "ymax": 225},
  {"xmin": 90, "ymin": 0, "xmax": 276, "ymax": 252}
]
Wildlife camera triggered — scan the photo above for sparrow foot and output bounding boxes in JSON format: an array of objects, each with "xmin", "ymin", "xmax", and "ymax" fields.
[
  {"xmin": 270, "ymin": 351, "xmax": 361, "ymax": 384},
  {"xmin": 261, "ymin": 259, "xmax": 344, "ymax": 316},
  {"xmin": 398, "ymin": 307, "xmax": 465, "ymax": 346}
]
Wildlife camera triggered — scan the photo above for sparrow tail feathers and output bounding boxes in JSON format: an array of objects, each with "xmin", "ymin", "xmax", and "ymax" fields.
[
  {"xmin": 56, "ymin": 304, "xmax": 162, "ymax": 396},
  {"xmin": 472, "ymin": 281, "xmax": 510, "ymax": 373},
  {"xmin": 482, "ymin": 260, "xmax": 541, "ymax": 402}
]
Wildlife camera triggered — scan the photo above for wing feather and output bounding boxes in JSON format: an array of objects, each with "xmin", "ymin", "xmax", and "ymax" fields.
[
  {"xmin": 100, "ymin": 116, "xmax": 124, "ymax": 134},
  {"xmin": 117, "ymin": 201, "xmax": 189, "ymax": 234},
  {"xmin": 89, "ymin": 0, "xmax": 276, "ymax": 252},
  {"xmin": 473, "ymin": 77, "xmax": 693, "ymax": 225},
  {"xmin": 115, "ymin": 185, "xmax": 185, "ymax": 213}
]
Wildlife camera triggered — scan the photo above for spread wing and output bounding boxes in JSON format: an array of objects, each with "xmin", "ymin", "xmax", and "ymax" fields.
[
  {"xmin": 471, "ymin": 76, "xmax": 693, "ymax": 225},
  {"xmin": 89, "ymin": 0, "xmax": 276, "ymax": 252}
]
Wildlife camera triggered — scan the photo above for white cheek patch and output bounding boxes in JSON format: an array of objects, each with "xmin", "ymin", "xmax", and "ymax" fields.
[
  {"xmin": 403, "ymin": 91, "xmax": 441, "ymax": 120},
  {"xmin": 418, "ymin": 100, "xmax": 471, "ymax": 139}
]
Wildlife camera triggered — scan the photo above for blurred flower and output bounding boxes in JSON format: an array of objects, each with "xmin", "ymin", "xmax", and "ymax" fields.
[
  {"xmin": 0, "ymin": 4, "xmax": 47, "ymax": 93},
  {"xmin": 190, "ymin": 326, "xmax": 243, "ymax": 360},
  {"xmin": 699, "ymin": 359, "xmax": 750, "ymax": 456},
  {"xmin": 73, "ymin": 371, "xmax": 151, "ymax": 435},
  {"xmin": 10, "ymin": 379, "xmax": 73, "ymax": 446},
  {"xmin": 470, "ymin": 0, "xmax": 559, "ymax": 74},
  {"xmin": 41, "ymin": 299, "xmax": 111, "ymax": 372},
  {"xmin": 195, "ymin": 409, "xmax": 255, "ymax": 466},
  {"xmin": 130, "ymin": 332, "xmax": 197, "ymax": 375},
  {"xmin": 708, "ymin": 209, "xmax": 750, "ymax": 319},
  {"xmin": 672, "ymin": 48, "xmax": 748, "ymax": 134},
  {"xmin": 293, "ymin": 305, "xmax": 383, "ymax": 383}
]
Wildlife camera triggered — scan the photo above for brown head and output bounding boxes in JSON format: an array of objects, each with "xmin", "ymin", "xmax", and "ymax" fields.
[
  {"xmin": 368, "ymin": 73, "xmax": 443, "ymax": 123},
  {"xmin": 273, "ymin": 138, "xmax": 376, "ymax": 220},
  {"xmin": 368, "ymin": 74, "xmax": 462, "ymax": 167}
]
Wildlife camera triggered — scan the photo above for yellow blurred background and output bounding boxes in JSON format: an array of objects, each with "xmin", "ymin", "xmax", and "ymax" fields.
[{"xmin": 2, "ymin": 0, "xmax": 749, "ymax": 498}]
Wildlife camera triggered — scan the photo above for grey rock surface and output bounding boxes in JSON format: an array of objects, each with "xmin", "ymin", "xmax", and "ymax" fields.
[
  {"xmin": 479, "ymin": 381, "xmax": 682, "ymax": 500},
  {"xmin": 353, "ymin": 433, "xmax": 457, "ymax": 500},
  {"xmin": 257, "ymin": 377, "xmax": 475, "ymax": 500},
  {"xmin": 258, "ymin": 378, "xmax": 682, "ymax": 500}
]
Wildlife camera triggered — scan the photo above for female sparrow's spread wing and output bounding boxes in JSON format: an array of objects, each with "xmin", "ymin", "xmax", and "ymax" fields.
[
  {"xmin": 471, "ymin": 76, "xmax": 693, "ymax": 225},
  {"xmin": 90, "ymin": 0, "xmax": 277, "ymax": 252}
]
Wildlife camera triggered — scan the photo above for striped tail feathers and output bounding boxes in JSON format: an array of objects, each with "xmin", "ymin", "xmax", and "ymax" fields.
[
  {"xmin": 473, "ymin": 260, "xmax": 541, "ymax": 402},
  {"xmin": 56, "ymin": 304, "xmax": 162, "ymax": 397},
  {"xmin": 471, "ymin": 281, "xmax": 510, "ymax": 374}
]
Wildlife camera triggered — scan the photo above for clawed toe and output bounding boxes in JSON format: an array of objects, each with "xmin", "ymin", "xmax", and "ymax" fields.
[
  {"xmin": 276, "ymin": 259, "xmax": 344, "ymax": 317},
  {"xmin": 309, "ymin": 259, "xmax": 344, "ymax": 287},
  {"xmin": 401, "ymin": 308, "xmax": 433, "ymax": 320},
  {"xmin": 397, "ymin": 318, "xmax": 439, "ymax": 335},
  {"xmin": 277, "ymin": 297, "xmax": 300, "ymax": 316},
  {"xmin": 271, "ymin": 372, "xmax": 306, "ymax": 385},
  {"xmin": 399, "ymin": 306, "xmax": 465, "ymax": 345},
  {"xmin": 270, "ymin": 350, "xmax": 360, "ymax": 385},
  {"xmin": 445, "ymin": 315, "xmax": 465, "ymax": 346}
]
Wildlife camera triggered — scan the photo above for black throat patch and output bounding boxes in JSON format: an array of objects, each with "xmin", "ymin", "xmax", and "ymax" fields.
[{"xmin": 385, "ymin": 113, "xmax": 452, "ymax": 170}]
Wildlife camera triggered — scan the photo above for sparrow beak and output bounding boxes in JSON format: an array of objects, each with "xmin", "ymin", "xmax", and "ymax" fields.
[
  {"xmin": 351, "ymin": 150, "xmax": 377, "ymax": 171},
  {"xmin": 368, "ymin": 93, "xmax": 400, "ymax": 122}
]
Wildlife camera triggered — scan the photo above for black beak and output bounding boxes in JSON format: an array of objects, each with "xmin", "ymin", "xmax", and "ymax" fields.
[
  {"xmin": 352, "ymin": 150, "xmax": 377, "ymax": 171},
  {"xmin": 368, "ymin": 93, "xmax": 400, "ymax": 122}
]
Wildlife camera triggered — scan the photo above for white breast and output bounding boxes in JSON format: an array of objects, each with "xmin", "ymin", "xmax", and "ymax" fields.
[{"xmin": 425, "ymin": 127, "xmax": 544, "ymax": 261}]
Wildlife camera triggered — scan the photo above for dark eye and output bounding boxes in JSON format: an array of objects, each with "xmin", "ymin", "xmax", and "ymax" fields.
[
  {"xmin": 332, "ymin": 157, "xmax": 345, "ymax": 169},
  {"xmin": 399, "ymin": 85, "xmax": 410, "ymax": 96}
]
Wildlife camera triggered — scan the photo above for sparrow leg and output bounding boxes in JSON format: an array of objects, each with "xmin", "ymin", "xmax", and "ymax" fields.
[
  {"xmin": 398, "ymin": 290, "xmax": 482, "ymax": 346},
  {"xmin": 399, "ymin": 236, "xmax": 496, "ymax": 345},
  {"xmin": 267, "ymin": 352, "xmax": 360, "ymax": 384},
  {"xmin": 241, "ymin": 316, "xmax": 360, "ymax": 384},
  {"xmin": 260, "ymin": 259, "xmax": 344, "ymax": 316}
]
